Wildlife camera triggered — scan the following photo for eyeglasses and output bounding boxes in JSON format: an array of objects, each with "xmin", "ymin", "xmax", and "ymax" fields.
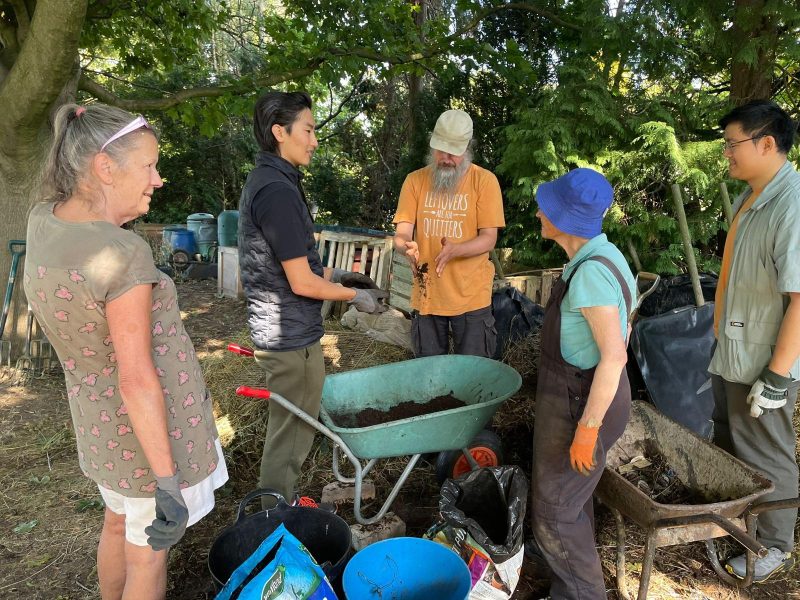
[
  {"xmin": 722, "ymin": 134, "xmax": 764, "ymax": 152},
  {"xmin": 100, "ymin": 115, "xmax": 151, "ymax": 151}
]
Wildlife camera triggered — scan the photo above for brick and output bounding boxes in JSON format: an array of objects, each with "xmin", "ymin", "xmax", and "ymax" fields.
[
  {"xmin": 320, "ymin": 480, "xmax": 376, "ymax": 505},
  {"xmin": 349, "ymin": 513, "xmax": 406, "ymax": 551}
]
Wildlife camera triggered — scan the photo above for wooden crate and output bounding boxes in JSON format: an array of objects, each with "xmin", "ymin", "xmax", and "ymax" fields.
[
  {"xmin": 317, "ymin": 231, "xmax": 393, "ymax": 318},
  {"xmin": 217, "ymin": 246, "xmax": 243, "ymax": 299},
  {"xmin": 493, "ymin": 268, "xmax": 562, "ymax": 306},
  {"xmin": 389, "ymin": 251, "xmax": 413, "ymax": 314}
]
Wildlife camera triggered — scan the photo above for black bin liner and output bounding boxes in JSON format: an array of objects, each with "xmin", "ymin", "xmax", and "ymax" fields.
[
  {"xmin": 438, "ymin": 466, "xmax": 527, "ymax": 563},
  {"xmin": 492, "ymin": 287, "xmax": 545, "ymax": 360},
  {"xmin": 637, "ymin": 272, "xmax": 718, "ymax": 317},
  {"xmin": 630, "ymin": 303, "xmax": 716, "ymax": 438}
]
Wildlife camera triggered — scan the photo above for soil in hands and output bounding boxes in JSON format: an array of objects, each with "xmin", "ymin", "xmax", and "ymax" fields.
[
  {"xmin": 415, "ymin": 261, "xmax": 429, "ymax": 297},
  {"xmin": 330, "ymin": 393, "xmax": 465, "ymax": 428}
]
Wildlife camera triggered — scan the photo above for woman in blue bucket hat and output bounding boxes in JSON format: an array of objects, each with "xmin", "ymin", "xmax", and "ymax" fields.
[{"xmin": 530, "ymin": 168, "xmax": 636, "ymax": 599}]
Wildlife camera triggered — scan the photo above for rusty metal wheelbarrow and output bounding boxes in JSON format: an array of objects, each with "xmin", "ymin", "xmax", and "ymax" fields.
[{"xmin": 596, "ymin": 400, "xmax": 775, "ymax": 599}]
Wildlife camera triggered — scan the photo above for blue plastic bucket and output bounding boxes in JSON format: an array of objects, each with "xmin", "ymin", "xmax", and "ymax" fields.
[
  {"xmin": 342, "ymin": 537, "xmax": 470, "ymax": 600},
  {"xmin": 171, "ymin": 228, "xmax": 197, "ymax": 255}
]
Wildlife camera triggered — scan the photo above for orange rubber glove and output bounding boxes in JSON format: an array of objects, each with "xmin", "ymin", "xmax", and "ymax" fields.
[{"xmin": 570, "ymin": 422, "xmax": 600, "ymax": 476}]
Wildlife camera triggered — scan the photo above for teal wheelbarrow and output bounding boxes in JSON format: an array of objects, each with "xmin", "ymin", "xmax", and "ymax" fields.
[{"xmin": 231, "ymin": 348, "xmax": 522, "ymax": 525}]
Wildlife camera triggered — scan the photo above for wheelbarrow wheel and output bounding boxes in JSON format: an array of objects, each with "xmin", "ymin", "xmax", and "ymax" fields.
[
  {"xmin": 170, "ymin": 250, "xmax": 191, "ymax": 271},
  {"xmin": 435, "ymin": 429, "xmax": 504, "ymax": 484}
]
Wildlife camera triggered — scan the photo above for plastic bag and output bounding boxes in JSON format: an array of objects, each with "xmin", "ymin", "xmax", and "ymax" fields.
[
  {"xmin": 215, "ymin": 523, "xmax": 338, "ymax": 600},
  {"xmin": 426, "ymin": 466, "xmax": 528, "ymax": 600},
  {"xmin": 637, "ymin": 272, "xmax": 718, "ymax": 317},
  {"xmin": 630, "ymin": 303, "xmax": 716, "ymax": 438},
  {"xmin": 491, "ymin": 287, "xmax": 544, "ymax": 360}
]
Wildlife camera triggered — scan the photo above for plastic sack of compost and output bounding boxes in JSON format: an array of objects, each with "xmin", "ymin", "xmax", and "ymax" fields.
[
  {"xmin": 425, "ymin": 466, "xmax": 528, "ymax": 599},
  {"xmin": 215, "ymin": 523, "xmax": 337, "ymax": 600}
]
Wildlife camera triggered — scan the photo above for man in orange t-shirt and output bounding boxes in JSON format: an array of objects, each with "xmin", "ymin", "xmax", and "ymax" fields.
[{"xmin": 393, "ymin": 109, "xmax": 505, "ymax": 357}]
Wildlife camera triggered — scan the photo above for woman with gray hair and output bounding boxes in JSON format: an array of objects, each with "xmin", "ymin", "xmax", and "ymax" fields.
[{"xmin": 24, "ymin": 103, "xmax": 227, "ymax": 599}]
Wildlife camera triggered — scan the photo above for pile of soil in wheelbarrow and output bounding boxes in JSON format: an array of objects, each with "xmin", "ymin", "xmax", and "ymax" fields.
[
  {"xmin": 330, "ymin": 393, "xmax": 466, "ymax": 428},
  {"xmin": 616, "ymin": 452, "xmax": 710, "ymax": 505}
]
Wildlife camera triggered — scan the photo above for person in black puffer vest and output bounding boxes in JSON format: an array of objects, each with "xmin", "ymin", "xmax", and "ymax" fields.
[{"xmin": 239, "ymin": 91, "xmax": 387, "ymax": 507}]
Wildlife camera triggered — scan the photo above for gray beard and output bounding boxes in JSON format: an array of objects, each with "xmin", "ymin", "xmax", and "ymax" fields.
[{"xmin": 429, "ymin": 151, "xmax": 472, "ymax": 196}]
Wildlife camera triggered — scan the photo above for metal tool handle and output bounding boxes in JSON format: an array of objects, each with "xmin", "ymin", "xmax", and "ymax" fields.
[
  {"xmin": 8, "ymin": 240, "xmax": 25, "ymax": 255},
  {"xmin": 227, "ymin": 343, "xmax": 254, "ymax": 356}
]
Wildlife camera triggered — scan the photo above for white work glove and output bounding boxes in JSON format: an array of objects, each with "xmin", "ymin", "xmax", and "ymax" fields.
[
  {"xmin": 349, "ymin": 288, "xmax": 389, "ymax": 314},
  {"xmin": 747, "ymin": 366, "xmax": 792, "ymax": 418}
]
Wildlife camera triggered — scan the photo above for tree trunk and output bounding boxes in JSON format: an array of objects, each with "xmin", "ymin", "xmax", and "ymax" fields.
[
  {"xmin": 728, "ymin": 0, "xmax": 778, "ymax": 104},
  {"xmin": 0, "ymin": 128, "xmax": 48, "ymax": 356},
  {"xmin": 407, "ymin": 0, "xmax": 427, "ymax": 142},
  {"xmin": 0, "ymin": 0, "xmax": 88, "ymax": 358}
]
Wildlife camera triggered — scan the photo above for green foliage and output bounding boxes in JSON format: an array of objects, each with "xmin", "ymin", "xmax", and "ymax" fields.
[
  {"xmin": 604, "ymin": 122, "xmax": 728, "ymax": 274},
  {"xmin": 304, "ymin": 152, "xmax": 365, "ymax": 225},
  {"xmin": 143, "ymin": 107, "xmax": 257, "ymax": 224},
  {"xmin": 63, "ymin": 0, "xmax": 800, "ymax": 271}
]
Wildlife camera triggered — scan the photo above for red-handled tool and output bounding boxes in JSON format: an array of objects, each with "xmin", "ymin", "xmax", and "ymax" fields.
[
  {"xmin": 236, "ymin": 385, "xmax": 271, "ymax": 399},
  {"xmin": 228, "ymin": 343, "xmax": 254, "ymax": 356}
]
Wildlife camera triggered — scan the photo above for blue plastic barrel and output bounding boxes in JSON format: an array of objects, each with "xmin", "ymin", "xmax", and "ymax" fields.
[
  {"xmin": 162, "ymin": 226, "xmax": 185, "ymax": 248},
  {"xmin": 342, "ymin": 537, "xmax": 471, "ymax": 600},
  {"xmin": 171, "ymin": 228, "xmax": 197, "ymax": 255}
]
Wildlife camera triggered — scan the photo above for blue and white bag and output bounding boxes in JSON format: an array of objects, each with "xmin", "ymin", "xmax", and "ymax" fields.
[{"xmin": 215, "ymin": 523, "xmax": 338, "ymax": 600}]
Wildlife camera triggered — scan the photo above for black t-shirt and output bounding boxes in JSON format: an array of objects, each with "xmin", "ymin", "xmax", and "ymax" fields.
[{"xmin": 251, "ymin": 182, "xmax": 309, "ymax": 262}]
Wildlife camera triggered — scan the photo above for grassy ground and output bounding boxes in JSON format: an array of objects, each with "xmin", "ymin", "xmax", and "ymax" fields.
[{"xmin": 0, "ymin": 279, "xmax": 798, "ymax": 599}]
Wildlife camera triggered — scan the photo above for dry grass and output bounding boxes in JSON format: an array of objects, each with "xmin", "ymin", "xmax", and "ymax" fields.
[{"xmin": 492, "ymin": 331, "xmax": 540, "ymax": 434}]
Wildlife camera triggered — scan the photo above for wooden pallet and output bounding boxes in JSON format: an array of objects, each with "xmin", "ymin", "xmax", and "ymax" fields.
[
  {"xmin": 317, "ymin": 231, "xmax": 393, "ymax": 318},
  {"xmin": 493, "ymin": 268, "xmax": 562, "ymax": 306}
]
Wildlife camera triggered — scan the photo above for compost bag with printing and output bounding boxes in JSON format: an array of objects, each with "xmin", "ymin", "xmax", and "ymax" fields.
[
  {"xmin": 491, "ymin": 287, "xmax": 544, "ymax": 360},
  {"xmin": 215, "ymin": 523, "xmax": 337, "ymax": 600},
  {"xmin": 426, "ymin": 466, "xmax": 527, "ymax": 600}
]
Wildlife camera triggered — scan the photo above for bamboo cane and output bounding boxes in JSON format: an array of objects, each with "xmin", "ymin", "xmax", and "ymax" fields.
[
  {"xmin": 670, "ymin": 184, "xmax": 705, "ymax": 307},
  {"xmin": 626, "ymin": 238, "xmax": 643, "ymax": 272},
  {"xmin": 719, "ymin": 182, "xmax": 733, "ymax": 227}
]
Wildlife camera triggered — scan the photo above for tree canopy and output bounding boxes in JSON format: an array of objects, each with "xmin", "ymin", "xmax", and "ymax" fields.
[{"xmin": 2, "ymin": 0, "xmax": 800, "ymax": 278}]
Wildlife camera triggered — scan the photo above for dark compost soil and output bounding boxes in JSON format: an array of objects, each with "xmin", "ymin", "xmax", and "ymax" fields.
[{"xmin": 330, "ymin": 393, "xmax": 465, "ymax": 428}]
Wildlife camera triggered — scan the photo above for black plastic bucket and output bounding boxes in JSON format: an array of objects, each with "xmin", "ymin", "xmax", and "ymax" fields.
[{"xmin": 208, "ymin": 489, "xmax": 352, "ymax": 591}]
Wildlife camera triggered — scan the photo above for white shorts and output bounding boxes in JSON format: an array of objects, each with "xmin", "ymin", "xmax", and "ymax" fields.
[{"xmin": 98, "ymin": 439, "xmax": 229, "ymax": 546}]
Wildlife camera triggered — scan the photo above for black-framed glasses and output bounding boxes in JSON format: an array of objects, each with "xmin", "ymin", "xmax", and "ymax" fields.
[{"xmin": 722, "ymin": 134, "xmax": 765, "ymax": 151}]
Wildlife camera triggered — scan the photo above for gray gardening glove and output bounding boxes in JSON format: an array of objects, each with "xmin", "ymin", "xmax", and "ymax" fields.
[
  {"xmin": 747, "ymin": 366, "xmax": 792, "ymax": 418},
  {"xmin": 331, "ymin": 268, "xmax": 378, "ymax": 289},
  {"xmin": 349, "ymin": 288, "xmax": 389, "ymax": 314},
  {"xmin": 145, "ymin": 473, "xmax": 189, "ymax": 551}
]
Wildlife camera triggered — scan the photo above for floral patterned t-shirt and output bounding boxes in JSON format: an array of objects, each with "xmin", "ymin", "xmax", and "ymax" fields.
[{"xmin": 24, "ymin": 203, "xmax": 220, "ymax": 498}]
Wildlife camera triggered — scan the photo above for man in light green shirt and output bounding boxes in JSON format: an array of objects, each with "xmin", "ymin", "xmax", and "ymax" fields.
[{"xmin": 710, "ymin": 100, "xmax": 800, "ymax": 582}]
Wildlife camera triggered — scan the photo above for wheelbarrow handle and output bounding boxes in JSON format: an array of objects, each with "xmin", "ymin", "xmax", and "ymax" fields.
[
  {"xmin": 228, "ymin": 343, "xmax": 254, "ymax": 356},
  {"xmin": 236, "ymin": 385, "xmax": 270, "ymax": 399},
  {"xmin": 655, "ymin": 513, "xmax": 767, "ymax": 558}
]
